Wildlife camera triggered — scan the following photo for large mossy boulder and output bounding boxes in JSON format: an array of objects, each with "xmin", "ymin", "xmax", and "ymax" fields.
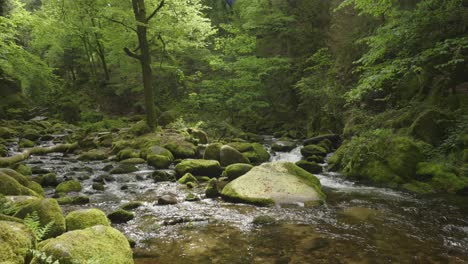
[
  {"xmin": 414, "ymin": 162, "xmax": 468, "ymax": 193},
  {"xmin": 271, "ymin": 140, "xmax": 297, "ymax": 152},
  {"xmin": 31, "ymin": 225, "xmax": 133, "ymax": 264},
  {"xmin": 0, "ymin": 172, "xmax": 38, "ymax": 196},
  {"xmin": 110, "ymin": 164, "xmax": 138, "ymax": 174},
  {"xmin": 203, "ymin": 143, "xmax": 222, "ymax": 161},
  {"xmin": 164, "ymin": 141, "xmax": 196, "ymax": 159},
  {"xmin": 220, "ymin": 145, "xmax": 250, "ymax": 166},
  {"xmin": 188, "ymin": 128, "xmax": 208, "ymax": 144},
  {"xmin": 300, "ymin": 144, "xmax": 328, "ymax": 157},
  {"xmin": 14, "ymin": 198, "xmax": 66, "ymax": 239},
  {"xmin": 221, "ymin": 162, "xmax": 325, "ymax": 206},
  {"xmin": 77, "ymin": 149, "xmax": 108, "ymax": 161},
  {"xmin": 223, "ymin": 163, "xmax": 253, "ymax": 181},
  {"xmin": 141, "ymin": 145, "xmax": 174, "ymax": 160},
  {"xmin": 0, "ymin": 221, "xmax": 35, "ymax": 264},
  {"xmin": 65, "ymin": 209, "xmax": 110, "ymax": 231},
  {"xmin": 329, "ymin": 130, "xmax": 428, "ymax": 188},
  {"xmin": 147, "ymin": 154, "xmax": 171, "ymax": 169},
  {"xmin": 117, "ymin": 148, "xmax": 140, "ymax": 161},
  {"xmin": 409, "ymin": 109, "xmax": 454, "ymax": 146},
  {"xmin": 107, "ymin": 209, "xmax": 134, "ymax": 224},
  {"xmin": 227, "ymin": 142, "xmax": 270, "ymax": 164},
  {"xmin": 295, "ymin": 160, "xmax": 323, "ymax": 174},
  {"xmin": 175, "ymin": 159, "xmax": 222, "ymax": 177}
]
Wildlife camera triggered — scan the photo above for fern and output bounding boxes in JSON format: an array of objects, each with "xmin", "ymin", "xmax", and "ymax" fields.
[
  {"xmin": 30, "ymin": 249, "xmax": 60, "ymax": 264},
  {"xmin": 24, "ymin": 211, "xmax": 54, "ymax": 242}
]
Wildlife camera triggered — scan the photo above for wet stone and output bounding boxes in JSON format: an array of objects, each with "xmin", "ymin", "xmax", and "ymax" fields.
[{"xmin": 158, "ymin": 194, "xmax": 178, "ymax": 205}]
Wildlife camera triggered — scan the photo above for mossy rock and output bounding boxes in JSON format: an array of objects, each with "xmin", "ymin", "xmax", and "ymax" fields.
[
  {"xmin": 32, "ymin": 225, "xmax": 133, "ymax": 264},
  {"xmin": 228, "ymin": 142, "xmax": 254, "ymax": 152},
  {"xmin": 188, "ymin": 128, "xmax": 208, "ymax": 144},
  {"xmin": 271, "ymin": 140, "xmax": 296, "ymax": 152},
  {"xmin": 117, "ymin": 148, "xmax": 140, "ymax": 161},
  {"xmin": 164, "ymin": 141, "xmax": 196, "ymax": 159},
  {"xmin": 0, "ymin": 144, "xmax": 7, "ymax": 157},
  {"xmin": 26, "ymin": 181, "xmax": 45, "ymax": 197},
  {"xmin": 0, "ymin": 172, "xmax": 38, "ymax": 196},
  {"xmin": 120, "ymin": 158, "xmax": 146, "ymax": 165},
  {"xmin": 203, "ymin": 143, "xmax": 222, "ymax": 161},
  {"xmin": 402, "ymin": 181, "xmax": 434, "ymax": 194},
  {"xmin": 141, "ymin": 145, "xmax": 174, "ymax": 160},
  {"xmin": 205, "ymin": 178, "xmax": 219, "ymax": 198},
  {"xmin": 0, "ymin": 214, "xmax": 23, "ymax": 223},
  {"xmin": 221, "ymin": 162, "xmax": 325, "ymax": 206},
  {"xmin": 295, "ymin": 160, "xmax": 323, "ymax": 174},
  {"xmin": 416, "ymin": 162, "xmax": 468, "ymax": 193},
  {"xmin": 220, "ymin": 145, "xmax": 250, "ymax": 166},
  {"xmin": 23, "ymin": 128, "xmax": 41, "ymax": 141},
  {"xmin": 300, "ymin": 144, "xmax": 328, "ymax": 157},
  {"xmin": 0, "ymin": 168, "xmax": 30, "ymax": 186},
  {"xmin": 107, "ymin": 209, "xmax": 134, "ymax": 224},
  {"xmin": 241, "ymin": 143, "xmax": 271, "ymax": 164},
  {"xmin": 14, "ymin": 198, "xmax": 66, "ymax": 239},
  {"xmin": 19, "ymin": 138, "xmax": 35, "ymax": 148},
  {"xmin": 147, "ymin": 154, "xmax": 171, "ymax": 169},
  {"xmin": 306, "ymin": 155, "xmax": 324, "ymax": 163},
  {"xmin": 175, "ymin": 159, "xmax": 222, "ymax": 177},
  {"xmin": 0, "ymin": 127, "xmax": 16, "ymax": 139},
  {"xmin": 177, "ymin": 173, "xmax": 198, "ymax": 185},
  {"xmin": 13, "ymin": 164, "xmax": 32, "ymax": 176},
  {"xmin": 130, "ymin": 120, "xmax": 151, "ymax": 136},
  {"xmin": 38, "ymin": 173, "xmax": 58, "ymax": 187},
  {"xmin": 92, "ymin": 183, "xmax": 105, "ymax": 191},
  {"xmin": 110, "ymin": 164, "xmax": 138, "ymax": 174},
  {"xmin": 223, "ymin": 163, "xmax": 253, "ymax": 181},
  {"xmin": 252, "ymin": 215, "xmax": 277, "ymax": 226},
  {"xmin": 66, "ymin": 209, "xmax": 110, "ymax": 231},
  {"xmin": 77, "ymin": 149, "xmax": 108, "ymax": 161},
  {"xmin": 463, "ymin": 149, "xmax": 468, "ymax": 163},
  {"xmin": 409, "ymin": 109, "xmax": 454, "ymax": 146},
  {"xmin": 56, "ymin": 196, "xmax": 90, "ymax": 205},
  {"xmin": 56, "ymin": 180, "xmax": 82, "ymax": 193},
  {"xmin": 0, "ymin": 221, "xmax": 35, "ymax": 264},
  {"xmin": 120, "ymin": 201, "xmax": 143, "ymax": 211},
  {"xmin": 151, "ymin": 170, "xmax": 176, "ymax": 182}
]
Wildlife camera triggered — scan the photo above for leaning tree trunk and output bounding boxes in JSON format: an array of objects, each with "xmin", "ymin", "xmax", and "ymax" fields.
[{"xmin": 126, "ymin": 0, "xmax": 161, "ymax": 128}]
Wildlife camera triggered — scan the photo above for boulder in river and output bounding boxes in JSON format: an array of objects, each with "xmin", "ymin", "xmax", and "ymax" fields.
[
  {"xmin": 66, "ymin": 208, "xmax": 110, "ymax": 231},
  {"xmin": 300, "ymin": 144, "xmax": 328, "ymax": 157},
  {"xmin": 296, "ymin": 160, "xmax": 323, "ymax": 174},
  {"xmin": 110, "ymin": 164, "xmax": 138, "ymax": 174},
  {"xmin": 55, "ymin": 179, "xmax": 82, "ymax": 193},
  {"xmin": 303, "ymin": 134, "xmax": 340, "ymax": 148},
  {"xmin": 223, "ymin": 163, "xmax": 253, "ymax": 181},
  {"xmin": 175, "ymin": 159, "xmax": 222, "ymax": 177},
  {"xmin": 31, "ymin": 225, "xmax": 133, "ymax": 264},
  {"xmin": 203, "ymin": 143, "xmax": 222, "ymax": 161},
  {"xmin": 158, "ymin": 194, "xmax": 178, "ymax": 205},
  {"xmin": 147, "ymin": 154, "xmax": 171, "ymax": 169},
  {"xmin": 107, "ymin": 209, "xmax": 134, "ymax": 224},
  {"xmin": 221, "ymin": 162, "xmax": 325, "ymax": 206},
  {"xmin": 0, "ymin": 171, "xmax": 39, "ymax": 197},
  {"xmin": 220, "ymin": 145, "xmax": 250, "ymax": 166},
  {"xmin": 77, "ymin": 149, "xmax": 108, "ymax": 161},
  {"xmin": 271, "ymin": 140, "xmax": 296, "ymax": 152}
]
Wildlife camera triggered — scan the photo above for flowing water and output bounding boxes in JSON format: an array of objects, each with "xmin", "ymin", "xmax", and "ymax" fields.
[{"xmin": 8, "ymin": 137, "xmax": 468, "ymax": 263}]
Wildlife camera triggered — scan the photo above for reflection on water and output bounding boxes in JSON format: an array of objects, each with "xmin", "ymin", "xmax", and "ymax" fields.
[{"xmin": 11, "ymin": 138, "xmax": 468, "ymax": 263}]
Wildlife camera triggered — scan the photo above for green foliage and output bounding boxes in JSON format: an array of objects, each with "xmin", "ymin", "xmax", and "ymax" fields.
[
  {"xmin": 0, "ymin": 195, "xmax": 19, "ymax": 215},
  {"xmin": 24, "ymin": 211, "xmax": 54, "ymax": 242},
  {"xmin": 30, "ymin": 249, "xmax": 60, "ymax": 264}
]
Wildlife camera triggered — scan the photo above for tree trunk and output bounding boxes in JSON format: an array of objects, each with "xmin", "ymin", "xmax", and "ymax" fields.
[{"xmin": 131, "ymin": 0, "xmax": 157, "ymax": 128}]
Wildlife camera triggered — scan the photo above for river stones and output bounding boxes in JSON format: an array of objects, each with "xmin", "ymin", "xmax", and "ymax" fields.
[
  {"xmin": 0, "ymin": 172, "xmax": 39, "ymax": 197},
  {"xmin": 221, "ymin": 162, "xmax": 325, "ymax": 206},
  {"xmin": 203, "ymin": 143, "xmax": 222, "ymax": 161},
  {"xmin": 107, "ymin": 209, "xmax": 134, "ymax": 224},
  {"xmin": 14, "ymin": 198, "xmax": 66, "ymax": 239},
  {"xmin": 110, "ymin": 164, "xmax": 138, "ymax": 174},
  {"xmin": 147, "ymin": 154, "xmax": 171, "ymax": 169},
  {"xmin": 77, "ymin": 149, "xmax": 108, "ymax": 161},
  {"xmin": 164, "ymin": 141, "xmax": 197, "ymax": 159},
  {"xmin": 295, "ymin": 160, "xmax": 323, "ymax": 174},
  {"xmin": 55, "ymin": 179, "xmax": 82, "ymax": 193},
  {"xmin": 66, "ymin": 208, "xmax": 110, "ymax": 231},
  {"xmin": 142, "ymin": 145, "xmax": 174, "ymax": 160},
  {"xmin": 175, "ymin": 159, "xmax": 222, "ymax": 178},
  {"xmin": 205, "ymin": 178, "xmax": 219, "ymax": 198},
  {"xmin": 0, "ymin": 221, "xmax": 35, "ymax": 264},
  {"xmin": 223, "ymin": 163, "xmax": 253, "ymax": 181},
  {"xmin": 177, "ymin": 173, "xmax": 198, "ymax": 185},
  {"xmin": 271, "ymin": 140, "xmax": 296, "ymax": 152},
  {"xmin": 300, "ymin": 144, "xmax": 328, "ymax": 157},
  {"xmin": 158, "ymin": 194, "xmax": 178, "ymax": 205},
  {"xmin": 220, "ymin": 145, "xmax": 250, "ymax": 166},
  {"xmin": 31, "ymin": 225, "xmax": 133, "ymax": 264}
]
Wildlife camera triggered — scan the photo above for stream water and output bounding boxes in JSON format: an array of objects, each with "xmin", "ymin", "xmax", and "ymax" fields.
[{"xmin": 8, "ymin": 137, "xmax": 468, "ymax": 263}]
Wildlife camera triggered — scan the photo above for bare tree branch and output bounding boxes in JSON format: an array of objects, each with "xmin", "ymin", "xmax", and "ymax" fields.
[
  {"xmin": 102, "ymin": 16, "xmax": 137, "ymax": 33},
  {"xmin": 124, "ymin": 47, "xmax": 141, "ymax": 60},
  {"xmin": 146, "ymin": 0, "xmax": 165, "ymax": 22}
]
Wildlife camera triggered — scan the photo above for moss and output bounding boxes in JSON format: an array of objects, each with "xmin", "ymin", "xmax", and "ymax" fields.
[
  {"xmin": 110, "ymin": 164, "xmax": 138, "ymax": 174},
  {"xmin": 0, "ymin": 172, "xmax": 38, "ymax": 196},
  {"xmin": 221, "ymin": 184, "xmax": 275, "ymax": 206},
  {"xmin": 0, "ymin": 214, "xmax": 23, "ymax": 223},
  {"xmin": 0, "ymin": 127, "xmax": 16, "ymax": 139},
  {"xmin": 151, "ymin": 171, "xmax": 176, "ymax": 182},
  {"xmin": 0, "ymin": 221, "xmax": 35, "ymax": 264},
  {"xmin": 39, "ymin": 173, "xmax": 58, "ymax": 187},
  {"xmin": 220, "ymin": 145, "xmax": 250, "ymax": 166},
  {"xmin": 175, "ymin": 159, "xmax": 222, "ymax": 177},
  {"xmin": 306, "ymin": 155, "xmax": 324, "ymax": 163},
  {"xmin": 23, "ymin": 128, "xmax": 41, "ymax": 141},
  {"xmin": 65, "ymin": 209, "xmax": 110, "ymax": 231},
  {"xmin": 0, "ymin": 144, "xmax": 7, "ymax": 157},
  {"xmin": 416, "ymin": 162, "xmax": 468, "ymax": 193},
  {"xmin": 409, "ymin": 109, "xmax": 453, "ymax": 146},
  {"xmin": 295, "ymin": 160, "xmax": 323, "ymax": 174},
  {"xmin": 107, "ymin": 209, "xmax": 134, "ymax": 224},
  {"xmin": 141, "ymin": 145, "xmax": 174, "ymax": 160},
  {"xmin": 14, "ymin": 198, "xmax": 66, "ymax": 238},
  {"xmin": 228, "ymin": 142, "xmax": 253, "ymax": 152},
  {"xmin": 32, "ymin": 225, "xmax": 133, "ymax": 264},
  {"xmin": 130, "ymin": 120, "xmax": 151, "ymax": 136},
  {"xmin": 242, "ymin": 143, "xmax": 270, "ymax": 164},
  {"xmin": 188, "ymin": 128, "xmax": 208, "ymax": 144},
  {"xmin": 120, "ymin": 201, "xmax": 143, "ymax": 210},
  {"xmin": 26, "ymin": 181, "xmax": 45, "ymax": 197},
  {"xmin": 77, "ymin": 149, "xmax": 108, "ymax": 161},
  {"xmin": 177, "ymin": 173, "xmax": 198, "ymax": 185},
  {"xmin": 402, "ymin": 181, "xmax": 434, "ymax": 194},
  {"xmin": 120, "ymin": 158, "xmax": 146, "ymax": 165},
  {"xmin": 223, "ymin": 163, "xmax": 253, "ymax": 181},
  {"xmin": 111, "ymin": 140, "xmax": 131, "ymax": 154},
  {"xmin": 463, "ymin": 149, "xmax": 468, "ymax": 163},
  {"xmin": 271, "ymin": 140, "xmax": 296, "ymax": 152},
  {"xmin": 0, "ymin": 168, "xmax": 29, "ymax": 186},
  {"xmin": 117, "ymin": 148, "xmax": 140, "ymax": 161},
  {"xmin": 205, "ymin": 178, "xmax": 219, "ymax": 198},
  {"xmin": 13, "ymin": 164, "xmax": 32, "ymax": 176},
  {"xmin": 300, "ymin": 144, "xmax": 328, "ymax": 157},
  {"xmin": 252, "ymin": 215, "xmax": 277, "ymax": 225},
  {"xmin": 56, "ymin": 196, "xmax": 90, "ymax": 205},
  {"xmin": 147, "ymin": 154, "xmax": 171, "ymax": 169},
  {"xmin": 19, "ymin": 138, "xmax": 35, "ymax": 148},
  {"xmin": 164, "ymin": 141, "xmax": 196, "ymax": 159},
  {"xmin": 92, "ymin": 183, "xmax": 105, "ymax": 191},
  {"xmin": 56, "ymin": 180, "xmax": 82, "ymax": 193},
  {"xmin": 203, "ymin": 143, "xmax": 222, "ymax": 161}
]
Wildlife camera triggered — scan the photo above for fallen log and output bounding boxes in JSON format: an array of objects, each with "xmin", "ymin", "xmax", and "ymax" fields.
[{"xmin": 0, "ymin": 143, "xmax": 78, "ymax": 167}]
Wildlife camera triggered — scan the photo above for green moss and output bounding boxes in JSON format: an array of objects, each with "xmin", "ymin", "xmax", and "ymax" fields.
[
  {"xmin": 110, "ymin": 164, "xmax": 138, "ymax": 174},
  {"xmin": 141, "ymin": 145, "xmax": 174, "ymax": 160},
  {"xmin": 416, "ymin": 162, "xmax": 468, "ymax": 193},
  {"xmin": 220, "ymin": 145, "xmax": 250, "ymax": 166},
  {"xmin": 151, "ymin": 171, "xmax": 176, "ymax": 182},
  {"xmin": 177, "ymin": 173, "xmax": 198, "ymax": 185},
  {"xmin": 0, "ymin": 127, "xmax": 16, "ymax": 139},
  {"xmin": 23, "ymin": 128, "xmax": 40, "ymax": 141},
  {"xmin": 77, "ymin": 149, "xmax": 108, "ymax": 161},
  {"xmin": 130, "ymin": 120, "xmax": 151, "ymax": 136},
  {"xmin": 295, "ymin": 160, "xmax": 323, "ymax": 174},
  {"xmin": 409, "ymin": 109, "xmax": 453, "ymax": 146},
  {"xmin": 147, "ymin": 154, "xmax": 171, "ymax": 169},
  {"xmin": 32, "ymin": 225, "xmax": 133, "ymax": 264},
  {"xmin": 107, "ymin": 209, "xmax": 134, "ymax": 224},
  {"xmin": 242, "ymin": 143, "xmax": 270, "ymax": 164},
  {"xmin": 271, "ymin": 140, "xmax": 296, "ymax": 152},
  {"xmin": 0, "ymin": 214, "xmax": 23, "ymax": 223},
  {"xmin": 19, "ymin": 138, "xmax": 35, "ymax": 148},
  {"xmin": 227, "ymin": 142, "xmax": 254, "ymax": 152},
  {"xmin": 300, "ymin": 144, "xmax": 328, "ymax": 157},
  {"xmin": 92, "ymin": 183, "xmax": 105, "ymax": 191},
  {"xmin": 26, "ymin": 181, "xmax": 45, "ymax": 197},
  {"xmin": 221, "ymin": 184, "xmax": 275, "ymax": 206},
  {"xmin": 223, "ymin": 163, "xmax": 253, "ymax": 181},
  {"xmin": 117, "ymin": 148, "xmax": 140, "ymax": 161},
  {"xmin": 14, "ymin": 198, "xmax": 66, "ymax": 239},
  {"xmin": 56, "ymin": 180, "xmax": 82, "ymax": 193},
  {"xmin": 0, "ymin": 168, "xmax": 29, "ymax": 186},
  {"xmin": 56, "ymin": 196, "xmax": 90, "ymax": 205},
  {"xmin": 402, "ymin": 181, "xmax": 434, "ymax": 194},
  {"xmin": 39, "ymin": 173, "xmax": 58, "ymax": 187},
  {"xmin": 283, "ymin": 163, "xmax": 325, "ymax": 199},
  {"xmin": 13, "ymin": 164, "xmax": 32, "ymax": 176},
  {"xmin": 120, "ymin": 201, "xmax": 143, "ymax": 211},
  {"xmin": 66, "ymin": 209, "xmax": 110, "ymax": 231},
  {"xmin": 0, "ymin": 221, "xmax": 35, "ymax": 264},
  {"xmin": 0, "ymin": 172, "xmax": 38, "ymax": 196},
  {"xmin": 120, "ymin": 158, "xmax": 146, "ymax": 165},
  {"xmin": 203, "ymin": 143, "xmax": 222, "ymax": 161},
  {"xmin": 175, "ymin": 159, "xmax": 222, "ymax": 177},
  {"xmin": 205, "ymin": 178, "xmax": 219, "ymax": 198},
  {"xmin": 252, "ymin": 215, "xmax": 277, "ymax": 225},
  {"xmin": 463, "ymin": 149, "xmax": 468, "ymax": 163},
  {"xmin": 164, "ymin": 141, "xmax": 196, "ymax": 159}
]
